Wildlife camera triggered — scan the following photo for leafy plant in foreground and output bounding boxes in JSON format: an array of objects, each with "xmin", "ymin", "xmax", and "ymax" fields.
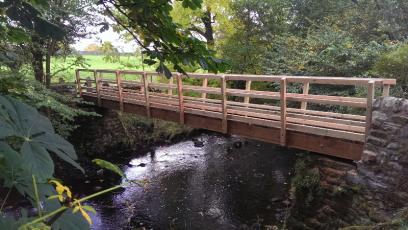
[{"xmin": 0, "ymin": 95, "xmax": 140, "ymax": 229}]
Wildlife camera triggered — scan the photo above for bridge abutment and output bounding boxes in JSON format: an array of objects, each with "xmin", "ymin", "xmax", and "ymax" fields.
[{"xmin": 289, "ymin": 97, "xmax": 408, "ymax": 229}]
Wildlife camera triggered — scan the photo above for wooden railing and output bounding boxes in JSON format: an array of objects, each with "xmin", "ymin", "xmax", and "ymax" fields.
[{"xmin": 76, "ymin": 69, "xmax": 396, "ymax": 146}]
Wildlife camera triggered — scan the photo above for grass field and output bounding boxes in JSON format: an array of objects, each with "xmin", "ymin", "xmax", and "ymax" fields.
[{"xmin": 51, "ymin": 55, "xmax": 155, "ymax": 82}]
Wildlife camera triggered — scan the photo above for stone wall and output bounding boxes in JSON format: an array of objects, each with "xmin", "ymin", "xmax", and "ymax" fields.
[{"xmin": 288, "ymin": 97, "xmax": 408, "ymax": 229}]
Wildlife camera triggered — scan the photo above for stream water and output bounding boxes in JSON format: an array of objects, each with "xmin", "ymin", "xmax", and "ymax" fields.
[{"xmin": 87, "ymin": 134, "xmax": 297, "ymax": 229}]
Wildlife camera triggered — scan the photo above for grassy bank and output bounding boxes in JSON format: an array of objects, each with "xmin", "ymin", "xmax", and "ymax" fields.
[{"xmin": 51, "ymin": 54, "xmax": 154, "ymax": 82}]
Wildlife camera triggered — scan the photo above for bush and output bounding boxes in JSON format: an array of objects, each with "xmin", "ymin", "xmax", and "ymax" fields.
[
  {"xmin": 0, "ymin": 72, "xmax": 98, "ymax": 137},
  {"xmin": 373, "ymin": 44, "xmax": 408, "ymax": 98}
]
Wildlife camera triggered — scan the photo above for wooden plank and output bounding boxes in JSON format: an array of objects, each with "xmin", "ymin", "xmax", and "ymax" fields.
[
  {"xmin": 244, "ymin": 80, "xmax": 252, "ymax": 103},
  {"xmin": 301, "ymin": 82, "xmax": 309, "ymax": 110},
  {"xmin": 280, "ymin": 78, "xmax": 287, "ymax": 146},
  {"xmin": 382, "ymin": 84, "xmax": 390, "ymax": 97},
  {"xmin": 75, "ymin": 69, "xmax": 81, "ymax": 96},
  {"xmin": 177, "ymin": 73, "xmax": 185, "ymax": 124},
  {"xmin": 221, "ymin": 75, "xmax": 228, "ymax": 133},
  {"xmin": 202, "ymin": 77, "xmax": 208, "ymax": 99},
  {"xmin": 82, "ymin": 96, "xmax": 364, "ymax": 160},
  {"xmin": 116, "ymin": 70, "xmax": 124, "ymax": 112},
  {"xmin": 365, "ymin": 80, "xmax": 375, "ymax": 139},
  {"xmin": 94, "ymin": 71, "xmax": 101, "ymax": 106},
  {"xmin": 168, "ymin": 77, "xmax": 174, "ymax": 95},
  {"xmin": 142, "ymin": 72, "xmax": 150, "ymax": 118},
  {"xmin": 78, "ymin": 69, "xmax": 396, "ymax": 86}
]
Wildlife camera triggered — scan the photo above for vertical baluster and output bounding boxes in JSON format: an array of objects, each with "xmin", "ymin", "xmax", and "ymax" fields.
[
  {"xmin": 94, "ymin": 70, "xmax": 101, "ymax": 106},
  {"xmin": 244, "ymin": 80, "xmax": 252, "ymax": 104},
  {"xmin": 202, "ymin": 77, "xmax": 208, "ymax": 99},
  {"xmin": 365, "ymin": 80, "xmax": 375, "ymax": 139},
  {"xmin": 382, "ymin": 84, "xmax": 390, "ymax": 97},
  {"xmin": 176, "ymin": 73, "xmax": 185, "ymax": 124},
  {"xmin": 168, "ymin": 76, "xmax": 174, "ymax": 96},
  {"xmin": 301, "ymin": 82, "xmax": 309, "ymax": 110},
  {"xmin": 142, "ymin": 72, "xmax": 150, "ymax": 118},
  {"xmin": 75, "ymin": 69, "xmax": 81, "ymax": 96},
  {"xmin": 280, "ymin": 78, "xmax": 287, "ymax": 146},
  {"xmin": 221, "ymin": 75, "xmax": 228, "ymax": 134},
  {"xmin": 116, "ymin": 70, "xmax": 123, "ymax": 112}
]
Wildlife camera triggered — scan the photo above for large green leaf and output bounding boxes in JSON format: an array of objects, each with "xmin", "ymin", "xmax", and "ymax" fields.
[
  {"xmin": 21, "ymin": 142, "xmax": 54, "ymax": 181},
  {"xmin": 0, "ymin": 95, "xmax": 83, "ymax": 179}
]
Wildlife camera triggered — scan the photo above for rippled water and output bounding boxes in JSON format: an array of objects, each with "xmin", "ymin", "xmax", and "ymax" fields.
[{"xmin": 88, "ymin": 134, "xmax": 296, "ymax": 229}]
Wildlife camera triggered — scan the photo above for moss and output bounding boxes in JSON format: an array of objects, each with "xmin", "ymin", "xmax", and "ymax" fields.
[
  {"xmin": 291, "ymin": 158, "xmax": 321, "ymax": 208},
  {"xmin": 117, "ymin": 111, "xmax": 193, "ymax": 145}
]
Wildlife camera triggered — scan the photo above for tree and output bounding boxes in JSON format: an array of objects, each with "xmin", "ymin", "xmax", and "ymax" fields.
[
  {"xmin": 99, "ymin": 0, "xmax": 227, "ymax": 77},
  {"xmin": 101, "ymin": 41, "xmax": 120, "ymax": 63},
  {"xmin": 84, "ymin": 43, "xmax": 101, "ymax": 52}
]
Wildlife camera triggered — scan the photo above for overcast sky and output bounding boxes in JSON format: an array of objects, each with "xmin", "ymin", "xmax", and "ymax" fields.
[{"xmin": 72, "ymin": 27, "xmax": 139, "ymax": 52}]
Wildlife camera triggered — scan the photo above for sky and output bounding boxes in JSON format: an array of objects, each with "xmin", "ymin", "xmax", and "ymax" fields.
[{"xmin": 72, "ymin": 27, "xmax": 139, "ymax": 53}]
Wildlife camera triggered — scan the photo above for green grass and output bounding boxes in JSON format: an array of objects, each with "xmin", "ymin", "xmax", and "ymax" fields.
[{"xmin": 51, "ymin": 55, "xmax": 155, "ymax": 82}]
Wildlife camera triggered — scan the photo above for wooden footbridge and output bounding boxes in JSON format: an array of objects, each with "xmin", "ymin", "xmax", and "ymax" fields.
[{"xmin": 75, "ymin": 69, "xmax": 396, "ymax": 160}]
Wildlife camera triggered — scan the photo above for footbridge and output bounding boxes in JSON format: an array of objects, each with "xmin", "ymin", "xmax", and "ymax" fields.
[{"xmin": 75, "ymin": 69, "xmax": 396, "ymax": 160}]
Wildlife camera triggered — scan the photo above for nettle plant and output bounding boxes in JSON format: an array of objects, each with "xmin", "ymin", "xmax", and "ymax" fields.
[{"xmin": 0, "ymin": 95, "xmax": 131, "ymax": 229}]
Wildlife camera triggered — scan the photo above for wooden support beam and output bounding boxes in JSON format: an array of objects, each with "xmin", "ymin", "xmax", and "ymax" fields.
[
  {"xmin": 75, "ymin": 69, "xmax": 82, "ymax": 96},
  {"xmin": 301, "ymin": 82, "xmax": 310, "ymax": 110},
  {"xmin": 116, "ymin": 70, "xmax": 123, "ymax": 112},
  {"xmin": 93, "ymin": 71, "xmax": 101, "ymax": 106},
  {"xmin": 221, "ymin": 75, "xmax": 228, "ymax": 134},
  {"xmin": 244, "ymin": 80, "xmax": 252, "ymax": 103},
  {"xmin": 176, "ymin": 73, "xmax": 185, "ymax": 124},
  {"xmin": 202, "ymin": 77, "xmax": 208, "ymax": 99},
  {"xmin": 168, "ymin": 77, "xmax": 174, "ymax": 96},
  {"xmin": 365, "ymin": 80, "xmax": 375, "ymax": 139},
  {"xmin": 382, "ymin": 84, "xmax": 390, "ymax": 97},
  {"xmin": 280, "ymin": 78, "xmax": 287, "ymax": 146},
  {"xmin": 142, "ymin": 72, "xmax": 151, "ymax": 118}
]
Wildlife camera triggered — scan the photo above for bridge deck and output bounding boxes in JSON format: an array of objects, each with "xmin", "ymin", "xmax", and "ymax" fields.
[{"xmin": 76, "ymin": 69, "xmax": 396, "ymax": 160}]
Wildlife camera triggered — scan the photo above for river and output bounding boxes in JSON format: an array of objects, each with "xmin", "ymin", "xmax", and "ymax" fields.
[{"xmin": 87, "ymin": 134, "xmax": 297, "ymax": 229}]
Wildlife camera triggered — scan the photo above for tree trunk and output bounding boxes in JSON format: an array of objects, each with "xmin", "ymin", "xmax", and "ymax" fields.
[
  {"xmin": 201, "ymin": 10, "xmax": 215, "ymax": 47},
  {"xmin": 45, "ymin": 42, "xmax": 52, "ymax": 88},
  {"xmin": 31, "ymin": 36, "xmax": 45, "ymax": 83}
]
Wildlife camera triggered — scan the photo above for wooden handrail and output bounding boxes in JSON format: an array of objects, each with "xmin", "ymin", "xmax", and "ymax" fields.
[
  {"xmin": 77, "ymin": 69, "xmax": 398, "ymax": 148},
  {"xmin": 77, "ymin": 69, "xmax": 396, "ymax": 86}
]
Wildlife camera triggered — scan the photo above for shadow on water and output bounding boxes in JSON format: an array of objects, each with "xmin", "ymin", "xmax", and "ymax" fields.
[{"xmin": 88, "ymin": 134, "xmax": 297, "ymax": 229}]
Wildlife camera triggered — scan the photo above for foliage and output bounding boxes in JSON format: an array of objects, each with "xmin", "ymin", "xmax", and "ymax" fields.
[
  {"xmin": 0, "ymin": 73, "xmax": 98, "ymax": 137},
  {"xmin": 291, "ymin": 159, "xmax": 321, "ymax": 208},
  {"xmin": 373, "ymin": 44, "xmax": 408, "ymax": 98},
  {"xmin": 0, "ymin": 95, "xmax": 134, "ymax": 229},
  {"xmin": 99, "ymin": 0, "xmax": 227, "ymax": 77},
  {"xmin": 101, "ymin": 42, "xmax": 120, "ymax": 63}
]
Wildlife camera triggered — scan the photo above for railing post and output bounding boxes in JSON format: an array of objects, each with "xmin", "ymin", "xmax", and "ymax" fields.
[
  {"xmin": 365, "ymin": 80, "xmax": 375, "ymax": 139},
  {"xmin": 382, "ymin": 84, "xmax": 390, "ymax": 97},
  {"xmin": 280, "ymin": 78, "xmax": 287, "ymax": 146},
  {"xmin": 142, "ymin": 72, "xmax": 150, "ymax": 118},
  {"xmin": 202, "ymin": 77, "xmax": 208, "ymax": 99},
  {"xmin": 221, "ymin": 75, "xmax": 228, "ymax": 134},
  {"xmin": 301, "ymin": 82, "xmax": 309, "ymax": 110},
  {"xmin": 86, "ymin": 77, "xmax": 92, "ymax": 92},
  {"xmin": 244, "ymin": 80, "xmax": 252, "ymax": 104},
  {"xmin": 94, "ymin": 71, "xmax": 101, "ymax": 106},
  {"xmin": 116, "ymin": 70, "xmax": 123, "ymax": 112},
  {"xmin": 75, "ymin": 69, "xmax": 82, "ymax": 97},
  {"xmin": 168, "ymin": 76, "xmax": 174, "ymax": 96},
  {"xmin": 176, "ymin": 73, "xmax": 185, "ymax": 124}
]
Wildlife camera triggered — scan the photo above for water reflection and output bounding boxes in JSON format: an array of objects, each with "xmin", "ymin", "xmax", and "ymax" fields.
[{"xmin": 90, "ymin": 134, "xmax": 296, "ymax": 229}]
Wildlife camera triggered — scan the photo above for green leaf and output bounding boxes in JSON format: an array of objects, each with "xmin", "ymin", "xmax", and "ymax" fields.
[
  {"xmin": 21, "ymin": 142, "xmax": 54, "ymax": 182},
  {"xmin": 0, "ymin": 96, "xmax": 83, "ymax": 174},
  {"xmin": 92, "ymin": 159, "xmax": 125, "ymax": 178}
]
